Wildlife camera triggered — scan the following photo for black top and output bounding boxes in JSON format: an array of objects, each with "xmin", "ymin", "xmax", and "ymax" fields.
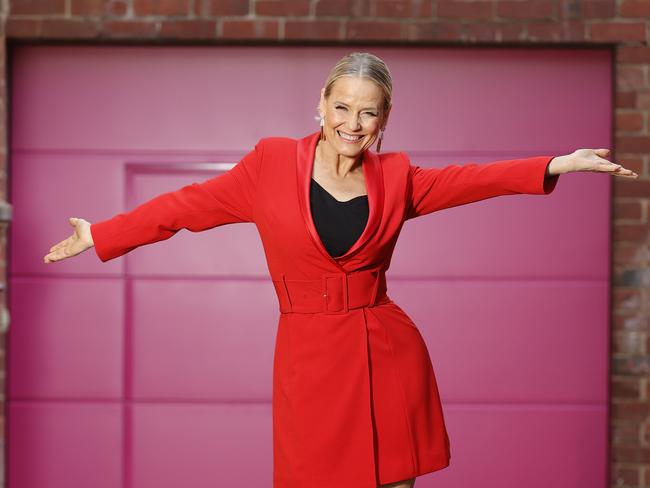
[{"xmin": 310, "ymin": 178, "xmax": 369, "ymax": 258}]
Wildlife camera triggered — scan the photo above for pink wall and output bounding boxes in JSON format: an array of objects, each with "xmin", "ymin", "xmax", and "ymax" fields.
[{"xmin": 9, "ymin": 45, "xmax": 611, "ymax": 487}]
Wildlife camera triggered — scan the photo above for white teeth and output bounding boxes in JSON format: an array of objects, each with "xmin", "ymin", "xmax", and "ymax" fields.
[{"xmin": 338, "ymin": 130, "xmax": 361, "ymax": 141}]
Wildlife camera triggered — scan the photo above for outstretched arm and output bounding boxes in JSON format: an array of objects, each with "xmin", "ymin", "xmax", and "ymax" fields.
[
  {"xmin": 405, "ymin": 147, "xmax": 636, "ymax": 221},
  {"xmin": 405, "ymin": 153, "xmax": 559, "ymax": 220},
  {"xmin": 44, "ymin": 138, "xmax": 265, "ymax": 264}
]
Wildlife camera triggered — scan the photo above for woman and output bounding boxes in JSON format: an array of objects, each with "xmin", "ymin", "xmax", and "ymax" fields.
[{"xmin": 43, "ymin": 52, "xmax": 637, "ymax": 488}]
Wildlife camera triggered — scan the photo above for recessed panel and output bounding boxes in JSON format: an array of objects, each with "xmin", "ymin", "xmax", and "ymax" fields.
[
  {"xmin": 9, "ymin": 278, "xmax": 123, "ymax": 399},
  {"xmin": 386, "ymin": 280, "xmax": 609, "ymax": 404},
  {"xmin": 8, "ymin": 402, "xmax": 123, "ymax": 488},
  {"xmin": 130, "ymin": 279, "xmax": 278, "ymax": 400},
  {"xmin": 132, "ymin": 403, "xmax": 272, "ymax": 488}
]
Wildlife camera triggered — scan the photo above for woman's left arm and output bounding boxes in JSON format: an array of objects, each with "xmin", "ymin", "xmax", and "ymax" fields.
[
  {"xmin": 545, "ymin": 148, "xmax": 638, "ymax": 178},
  {"xmin": 405, "ymin": 148, "xmax": 639, "ymax": 221}
]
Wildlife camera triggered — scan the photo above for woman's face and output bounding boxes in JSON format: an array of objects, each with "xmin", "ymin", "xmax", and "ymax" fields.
[{"xmin": 318, "ymin": 76, "xmax": 390, "ymax": 158}]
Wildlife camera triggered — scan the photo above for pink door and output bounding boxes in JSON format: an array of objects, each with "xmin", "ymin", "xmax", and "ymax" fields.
[{"xmin": 9, "ymin": 45, "xmax": 611, "ymax": 487}]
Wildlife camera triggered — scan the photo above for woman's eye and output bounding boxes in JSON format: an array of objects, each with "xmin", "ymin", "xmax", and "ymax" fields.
[{"xmin": 336, "ymin": 106, "xmax": 347, "ymax": 110}]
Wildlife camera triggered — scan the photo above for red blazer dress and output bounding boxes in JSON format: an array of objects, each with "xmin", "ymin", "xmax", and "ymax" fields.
[{"xmin": 90, "ymin": 130, "xmax": 560, "ymax": 488}]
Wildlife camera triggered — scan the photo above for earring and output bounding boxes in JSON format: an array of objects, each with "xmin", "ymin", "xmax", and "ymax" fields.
[
  {"xmin": 319, "ymin": 114, "xmax": 326, "ymax": 141},
  {"xmin": 376, "ymin": 127, "xmax": 385, "ymax": 153}
]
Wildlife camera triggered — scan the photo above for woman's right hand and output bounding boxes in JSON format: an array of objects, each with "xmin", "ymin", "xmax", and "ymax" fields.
[{"xmin": 44, "ymin": 217, "xmax": 94, "ymax": 264}]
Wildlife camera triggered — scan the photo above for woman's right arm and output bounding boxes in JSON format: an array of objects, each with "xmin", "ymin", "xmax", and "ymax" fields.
[{"xmin": 44, "ymin": 138, "xmax": 265, "ymax": 264}]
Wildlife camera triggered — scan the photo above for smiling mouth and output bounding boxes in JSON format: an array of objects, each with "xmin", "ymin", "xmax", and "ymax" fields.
[{"xmin": 337, "ymin": 130, "xmax": 363, "ymax": 143}]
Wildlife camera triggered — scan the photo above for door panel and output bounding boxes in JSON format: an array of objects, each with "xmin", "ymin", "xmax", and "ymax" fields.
[{"xmin": 10, "ymin": 45, "xmax": 611, "ymax": 488}]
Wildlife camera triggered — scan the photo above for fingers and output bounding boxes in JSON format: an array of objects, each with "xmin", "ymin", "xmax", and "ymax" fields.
[
  {"xmin": 592, "ymin": 149, "xmax": 639, "ymax": 178},
  {"xmin": 44, "ymin": 234, "xmax": 75, "ymax": 264},
  {"xmin": 606, "ymin": 164, "xmax": 638, "ymax": 178},
  {"xmin": 43, "ymin": 247, "xmax": 69, "ymax": 264},
  {"xmin": 613, "ymin": 167, "xmax": 639, "ymax": 178},
  {"xmin": 596, "ymin": 158, "xmax": 638, "ymax": 178},
  {"xmin": 49, "ymin": 235, "xmax": 73, "ymax": 253},
  {"xmin": 44, "ymin": 218, "xmax": 87, "ymax": 264}
]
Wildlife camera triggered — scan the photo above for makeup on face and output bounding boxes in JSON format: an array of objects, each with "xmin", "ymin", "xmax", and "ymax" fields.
[{"xmin": 320, "ymin": 77, "xmax": 385, "ymax": 156}]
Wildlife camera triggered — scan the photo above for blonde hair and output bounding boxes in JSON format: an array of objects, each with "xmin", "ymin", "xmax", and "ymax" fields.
[{"xmin": 322, "ymin": 52, "xmax": 392, "ymax": 113}]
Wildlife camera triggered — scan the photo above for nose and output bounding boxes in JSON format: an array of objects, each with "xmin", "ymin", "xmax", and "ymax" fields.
[{"xmin": 345, "ymin": 113, "xmax": 362, "ymax": 131}]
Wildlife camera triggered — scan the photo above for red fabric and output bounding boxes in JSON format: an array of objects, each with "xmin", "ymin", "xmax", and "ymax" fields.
[{"xmin": 90, "ymin": 131, "xmax": 559, "ymax": 487}]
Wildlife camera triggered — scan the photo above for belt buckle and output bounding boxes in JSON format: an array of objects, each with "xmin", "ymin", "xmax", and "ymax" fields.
[{"xmin": 322, "ymin": 272, "xmax": 349, "ymax": 314}]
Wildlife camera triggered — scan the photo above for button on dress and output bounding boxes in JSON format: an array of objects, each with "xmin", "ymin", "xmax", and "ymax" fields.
[{"xmin": 89, "ymin": 130, "xmax": 560, "ymax": 488}]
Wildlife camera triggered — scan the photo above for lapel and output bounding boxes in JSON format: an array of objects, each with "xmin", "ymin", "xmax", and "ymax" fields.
[{"xmin": 296, "ymin": 130, "xmax": 384, "ymax": 268}]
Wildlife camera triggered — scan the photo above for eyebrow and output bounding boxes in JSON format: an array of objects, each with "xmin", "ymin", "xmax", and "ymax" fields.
[{"xmin": 333, "ymin": 101, "xmax": 379, "ymax": 111}]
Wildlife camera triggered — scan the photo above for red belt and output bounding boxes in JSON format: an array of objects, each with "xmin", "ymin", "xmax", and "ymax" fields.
[{"xmin": 272, "ymin": 269, "xmax": 389, "ymax": 314}]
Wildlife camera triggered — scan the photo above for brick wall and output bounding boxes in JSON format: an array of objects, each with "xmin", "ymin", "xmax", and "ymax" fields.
[{"xmin": 3, "ymin": 0, "xmax": 649, "ymax": 487}]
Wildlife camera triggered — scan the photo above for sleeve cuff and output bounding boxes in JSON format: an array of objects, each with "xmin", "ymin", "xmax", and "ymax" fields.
[
  {"xmin": 542, "ymin": 157, "xmax": 560, "ymax": 194},
  {"xmin": 90, "ymin": 220, "xmax": 117, "ymax": 263}
]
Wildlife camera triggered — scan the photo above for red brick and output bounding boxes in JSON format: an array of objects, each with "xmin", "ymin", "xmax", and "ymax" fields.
[
  {"xmin": 612, "ymin": 464, "xmax": 641, "ymax": 485},
  {"xmin": 221, "ymin": 20, "xmax": 279, "ymax": 39},
  {"xmin": 376, "ymin": 0, "xmax": 434, "ymax": 17},
  {"xmin": 612, "ymin": 308, "xmax": 649, "ymax": 327},
  {"xmin": 617, "ymin": 136, "xmax": 650, "ymax": 153},
  {"xmin": 560, "ymin": 0, "xmax": 581, "ymax": 17},
  {"xmin": 616, "ymin": 90, "xmax": 637, "ymax": 108},
  {"xmin": 495, "ymin": 22, "xmax": 527, "ymax": 40},
  {"xmin": 637, "ymin": 90, "xmax": 650, "ymax": 109},
  {"xmin": 590, "ymin": 22, "xmax": 647, "ymax": 42},
  {"xmin": 133, "ymin": 0, "xmax": 190, "ymax": 16},
  {"xmin": 617, "ymin": 66, "xmax": 645, "ymax": 91},
  {"xmin": 612, "ymin": 401, "xmax": 650, "ymax": 421},
  {"xmin": 160, "ymin": 19, "xmax": 216, "ymax": 38},
  {"xmin": 613, "ymin": 331, "xmax": 645, "ymax": 354},
  {"xmin": 404, "ymin": 21, "xmax": 463, "ymax": 41},
  {"xmin": 437, "ymin": 0, "xmax": 493, "ymax": 19},
  {"xmin": 315, "ymin": 0, "xmax": 371, "ymax": 16},
  {"xmin": 10, "ymin": 0, "xmax": 65, "ymax": 15},
  {"xmin": 615, "ymin": 200, "xmax": 644, "ymax": 221},
  {"xmin": 527, "ymin": 20, "xmax": 586, "ymax": 41},
  {"xmin": 616, "ymin": 157, "xmax": 644, "ymax": 175},
  {"xmin": 620, "ymin": 0, "xmax": 650, "ymax": 17},
  {"xmin": 613, "ymin": 222, "xmax": 650, "ymax": 243},
  {"xmin": 5, "ymin": 18, "xmax": 42, "ymax": 38},
  {"xmin": 465, "ymin": 22, "xmax": 529, "ymax": 42},
  {"xmin": 345, "ymin": 21, "xmax": 403, "ymax": 40},
  {"xmin": 612, "ymin": 376, "xmax": 642, "ymax": 399},
  {"xmin": 221, "ymin": 19, "xmax": 254, "ymax": 38},
  {"xmin": 613, "ymin": 445, "xmax": 650, "ymax": 464},
  {"xmin": 559, "ymin": 0, "xmax": 616, "ymax": 18},
  {"xmin": 71, "ymin": 0, "xmax": 128, "ymax": 16},
  {"xmin": 285, "ymin": 21, "xmax": 341, "ymax": 40},
  {"xmin": 584, "ymin": 0, "xmax": 616, "ymax": 17},
  {"xmin": 464, "ymin": 22, "xmax": 493, "ymax": 41},
  {"xmin": 613, "ymin": 355, "xmax": 650, "ymax": 375},
  {"xmin": 497, "ymin": 0, "xmax": 554, "ymax": 20},
  {"xmin": 612, "ymin": 421, "xmax": 641, "ymax": 448},
  {"xmin": 256, "ymin": 0, "xmax": 310, "ymax": 16},
  {"xmin": 100, "ymin": 20, "xmax": 158, "ymax": 37},
  {"xmin": 194, "ymin": 0, "xmax": 249, "ymax": 16},
  {"xmin": 41, "ymin": 19, "xmax": 101, "ymax": 38},
  {"xmin": 618, "ymin": 46, "xmax": 650, "ymax": 63},
  {"xmin": 614, "ymin": 287, "xmax": 643, "ymax": 312},
  {"xmin": 616, "ymin": 111, "xmax": 644, "ymax": 132}
]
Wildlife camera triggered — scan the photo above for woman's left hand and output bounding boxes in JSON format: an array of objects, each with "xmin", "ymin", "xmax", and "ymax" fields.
[{"xmin": 549, "ymin": 149, "xmax": 639, "ymax": 178}]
